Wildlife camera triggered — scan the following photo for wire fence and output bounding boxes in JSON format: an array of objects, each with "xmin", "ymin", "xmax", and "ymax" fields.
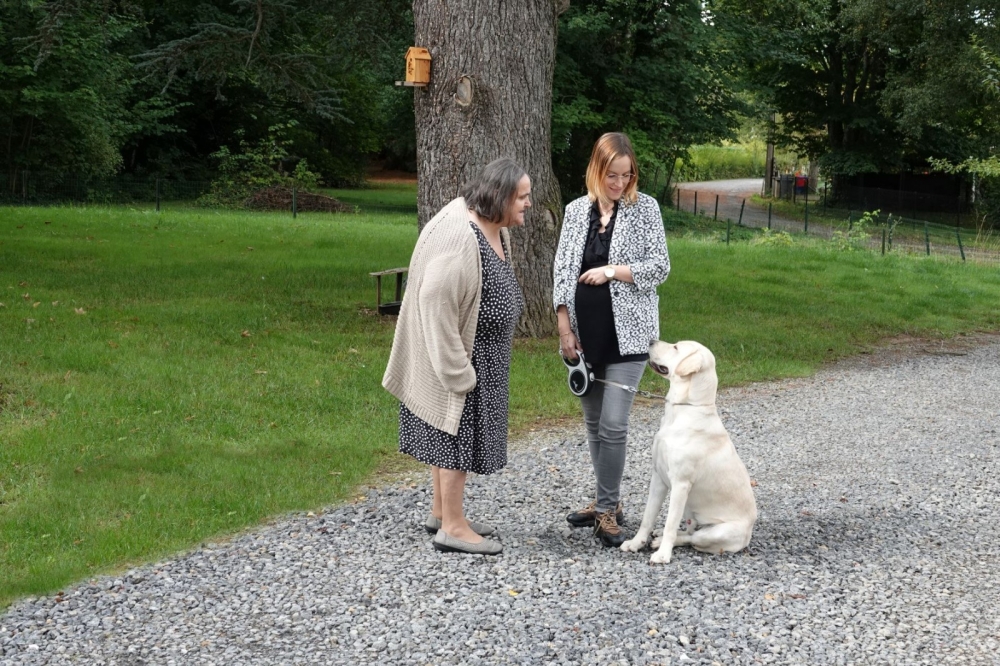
[
  {"xmin": 671, "ymin": 187, "xmax": 1000, "ymax": 264},
  {"xmin": 0, "ymin": 173, "xmax": 419, "ymax": 216}
]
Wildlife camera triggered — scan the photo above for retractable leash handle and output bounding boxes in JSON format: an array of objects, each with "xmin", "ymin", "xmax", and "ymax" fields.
[{"xmin": 562, "ymin": 351, "xmax": 594, "ymax": 397}]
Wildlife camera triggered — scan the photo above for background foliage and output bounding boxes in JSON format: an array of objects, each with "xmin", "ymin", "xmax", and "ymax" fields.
[{"xmin": 2, "ymin": 1, "xmax": 1000, "ymax": 220}]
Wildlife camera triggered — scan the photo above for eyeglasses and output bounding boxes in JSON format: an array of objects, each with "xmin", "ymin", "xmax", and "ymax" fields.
[{"xmin": 605, "ymin": 172, "xmax": 634, "ymax": 184}]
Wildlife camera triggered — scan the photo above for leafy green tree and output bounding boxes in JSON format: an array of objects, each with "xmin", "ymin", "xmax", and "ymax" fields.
[
  {"xmin": 0, "ymin": 0, "xmax": 146, "ymax": 180},
  {"xmin": 553, "ymin": 0, "xmax": 742, "ymax": 201},
  {"xmin": 712, "ymin": 0, "xmax": 1000, "ymax": 176},
  {"xmin": 130, "ymin": 0, "xmax": 414, "ymax": 184}
]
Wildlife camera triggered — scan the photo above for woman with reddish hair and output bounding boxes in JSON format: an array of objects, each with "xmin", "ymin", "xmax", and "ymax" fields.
[{"xmin": 552, "ymin": 132, "xmax": 670, "ymax": 547}]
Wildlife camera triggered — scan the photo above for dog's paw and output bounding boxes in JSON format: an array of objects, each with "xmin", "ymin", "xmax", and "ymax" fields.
[
  {"xmin": 651, "ymin": 535, "xmax": 662, "ymax": 549},
  {"xmin": 649, "ymin": 549, "xmax": 673, "ymax": 565},
  {"xmin": 620, "ymin": 537, "xmax": 646, "ymax": 552}
]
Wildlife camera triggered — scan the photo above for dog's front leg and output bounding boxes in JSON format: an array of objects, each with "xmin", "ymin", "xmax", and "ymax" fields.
[
  {"xmin": 620, "ymin": 474, "xmax": 669, "ymax": 552},
  {"xmin": 650, "ymin": 481, "xmax": 691, "ymax": 564}
]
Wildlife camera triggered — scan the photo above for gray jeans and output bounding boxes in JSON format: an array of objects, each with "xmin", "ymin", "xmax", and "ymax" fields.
[{"xmin": 580, "ymin": 359, "xmax": 646, "ymax": 512}]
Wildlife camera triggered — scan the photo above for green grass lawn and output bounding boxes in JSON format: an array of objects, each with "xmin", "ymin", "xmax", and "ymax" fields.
[
  {"xmin": 322, "ymin": 181, "xmax": 418, "ymax": 211},
  {"xmin": 3, "ymin": 203, "xmax": 1000, "ymax": 608}
]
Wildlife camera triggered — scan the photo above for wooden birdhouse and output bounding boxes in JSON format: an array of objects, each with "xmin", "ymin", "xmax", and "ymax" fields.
[{"xmin": 404, "ymin": 47, "xmax": 431, "ymax": 85}]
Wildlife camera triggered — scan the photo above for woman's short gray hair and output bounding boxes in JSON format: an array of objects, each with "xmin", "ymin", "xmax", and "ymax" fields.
[{"xmin": 459, "ymin": 158, "xmax": 527, "ymax": 224}]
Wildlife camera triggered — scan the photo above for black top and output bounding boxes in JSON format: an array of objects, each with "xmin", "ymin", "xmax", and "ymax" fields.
[{"xmin": 574, "ymin": 201, "xmax": 648, "ymax": 366}]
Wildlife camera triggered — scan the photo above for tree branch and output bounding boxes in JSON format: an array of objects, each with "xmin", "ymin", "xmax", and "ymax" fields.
[{"xmin": 247, "ymin": 0, "xmax": 264, "ymax": 68}]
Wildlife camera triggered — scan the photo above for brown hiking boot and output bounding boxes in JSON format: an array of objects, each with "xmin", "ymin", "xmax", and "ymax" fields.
[
  {"xmin": 566, "ymin": 500, "xmax": 624, "ymax": 528},
  {"xmin": 594, "ymin": 508, "xmax": 627, "ymax": 548}
]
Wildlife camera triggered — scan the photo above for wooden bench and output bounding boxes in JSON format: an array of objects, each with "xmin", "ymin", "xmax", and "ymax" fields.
[{"xmin": 369, "ymin": 267, "xmax": 407, "ymax": 315}]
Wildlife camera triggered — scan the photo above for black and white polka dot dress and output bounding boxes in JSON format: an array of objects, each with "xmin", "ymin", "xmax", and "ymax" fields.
[{"xmin": 399, "ymin": 222, "xmax": 524, "ymax": 475}]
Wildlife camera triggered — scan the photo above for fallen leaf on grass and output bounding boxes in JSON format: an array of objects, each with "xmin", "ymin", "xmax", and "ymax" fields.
[
  {"xmin": 0, "ymin": 303, "xmax": 5, "ymax": 308},
  {"xmin": 22, "ymin": 292, "xmax": 30, "ymax": 300},
  {"xmin": 74, "ymin": 467, "xmax": 83, "ymax": 474},
  {"xmin": 329, "ymin": 471, "xmax": 342, "ymax": 476},
  {"xmin": 246, "ymin": 246, "xmax": 254, "ymax": 251},
  {"xmin": 184, "ymin": 415, "xmax": 196, "ymax": 421},
  {"xmin": 75, "ymin": 308, "xmax": 86, "ymax": 315},
  {"xmin": 32, "ymin": 302, "xmax": 40, "ymax": 308},
  {"xmin": 108, "ymin": 341, "xmax": 119, "ymax": 349},
  {"xmin": 51, "ymin": 301, "xmax": 59, "ymax": 306},
  {"xmin": 255, "ymin": 369, "xmax": 267, "ymax": 375},
  {"xmin": 25, "ymin": 318, "xmax": 35, "ymax": 324},
  {"xmin": 241, "ymin": 330, "xmax": 251, "ymax": 337}
]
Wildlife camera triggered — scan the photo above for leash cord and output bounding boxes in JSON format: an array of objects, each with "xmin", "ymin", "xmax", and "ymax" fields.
[{"xmin": 593, "ymin": 378, "xmax": 666, "ymax": 401}]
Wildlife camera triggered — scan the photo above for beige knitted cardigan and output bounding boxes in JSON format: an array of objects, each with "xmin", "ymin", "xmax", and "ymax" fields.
[{"xmin": 382, "ymin": 197, "xmax": 511, "ymax": 436}]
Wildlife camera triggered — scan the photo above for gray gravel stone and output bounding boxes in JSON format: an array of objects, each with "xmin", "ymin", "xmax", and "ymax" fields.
[{"xmin": 3, "ymin": 341, "xmax": 1000, "ymax": 664}]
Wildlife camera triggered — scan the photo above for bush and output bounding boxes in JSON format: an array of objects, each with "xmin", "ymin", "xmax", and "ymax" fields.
[
  {"xmin": 751, "ymin": 229, "xmax": 795, "ymax": 247},
  {"xmin": 199, "ymin": 122, "xmax": 322, "ymax": 209},
  {"xmin": 832, "ymin": 209, "xmax": 878, "ymax": 251}
]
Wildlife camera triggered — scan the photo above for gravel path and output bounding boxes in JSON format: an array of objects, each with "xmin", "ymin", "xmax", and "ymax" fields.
[{"xmin": 3, "ymin": 339, "xmax": 1000, "ymax": 665}]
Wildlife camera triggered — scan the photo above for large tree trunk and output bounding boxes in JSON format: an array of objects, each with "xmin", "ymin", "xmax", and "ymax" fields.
[{"xmin": 412, "ymin": 0, "xmax": 565, "ymax": 337}]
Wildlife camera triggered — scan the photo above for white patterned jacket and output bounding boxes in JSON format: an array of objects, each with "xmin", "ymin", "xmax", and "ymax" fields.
[{"xmin": 552, "ymin": 192, "xmax": 670, "ymax": 356}]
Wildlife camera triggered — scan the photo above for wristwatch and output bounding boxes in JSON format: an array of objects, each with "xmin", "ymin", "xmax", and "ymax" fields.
[{"xmin": 603, "ymin": 265, "xmax": 615, "ymax": 280}]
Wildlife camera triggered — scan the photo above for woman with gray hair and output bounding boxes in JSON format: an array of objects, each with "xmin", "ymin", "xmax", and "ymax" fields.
[{"xmin": 383, "ymin": 158, "xmax": 531, "ymax": 555}]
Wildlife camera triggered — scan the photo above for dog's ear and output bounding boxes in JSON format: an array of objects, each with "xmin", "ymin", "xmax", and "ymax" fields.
[{"xmin": 674, "ymin": 349, "xmax": 704, "ymax": 377}]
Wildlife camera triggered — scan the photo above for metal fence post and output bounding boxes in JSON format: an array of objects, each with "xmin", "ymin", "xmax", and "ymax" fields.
[
  {"xmin": 881, "ymin": 228, "xmax": 886, "ymax": 255},
  {"xmin": 848, "ymin": 211, "xmax": 853, "ymax": 231},
  {"xmin": 804, "ymin": 193, "xmax": 809, "ymax": 234},
  {"xmin": 676, "ymin": 188, "xmax": 680, "ymax": 211},
  {"xmin": 693, "ymin": 191, "xmax": 698, "ymax": 216},
  {"xmin": 714, "ymin": 194, "xmax": 719, "ymax": 220},
  {"xmin": 738, "ymin": 199, "xmax": 745, "ymax": 226},
  {"xmin": 292, "ymin": 186, "xmax": 298, "ymax": 218},
  {"xmin": 924, "ymin": 222, "xmax": 930, "ymax": 256},
  {"xmin": 767, "ymin": 202, "xmax": 772, "ymax": 229},
  {"xmin": 155, "ymin": 177, "xmax": 161, "ymax": 212},
  {"xmin": 726, "ymin": 219, "xmax": 731, "ymax": 245},
  {"xmin": 956, "ymin": 227, "xmax": 966, "ymax": 261}
]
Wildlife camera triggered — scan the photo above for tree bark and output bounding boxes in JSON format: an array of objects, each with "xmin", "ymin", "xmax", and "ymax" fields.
[{"xmin": 412, "ymin": 0, "xmax": 564, "ymax": 337}]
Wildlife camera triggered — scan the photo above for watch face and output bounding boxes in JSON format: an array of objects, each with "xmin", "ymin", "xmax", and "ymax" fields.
[{"xmin": 604, "ymin": 266, "xmax": 615, "ymax": 278}]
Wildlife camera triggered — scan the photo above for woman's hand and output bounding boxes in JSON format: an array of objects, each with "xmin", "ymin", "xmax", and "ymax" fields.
[
  {"xmin": 559, "ymin": 331, "xmax": 582, "ymax": 360},
  {"xmin": 578, "ymin": 267, "xmax": 612, "ymax": 285}
]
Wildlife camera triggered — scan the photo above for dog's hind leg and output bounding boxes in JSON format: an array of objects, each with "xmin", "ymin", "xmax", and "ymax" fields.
[
  {"xmin": 620, "ymin": 474, "xmax": 669, "ymax": 553},
  {"xmin": 649, "ymin": 481, "xmax": 692, "ymax": 564},
  {"xmin": 685, "ymin": 521, "xmax": 752, "ymax": 555}
]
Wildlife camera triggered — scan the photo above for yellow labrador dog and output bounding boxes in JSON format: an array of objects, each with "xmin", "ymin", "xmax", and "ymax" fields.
[{"xmin": 621, "ymin": 340, "xmax": 757, "ymax": 564}]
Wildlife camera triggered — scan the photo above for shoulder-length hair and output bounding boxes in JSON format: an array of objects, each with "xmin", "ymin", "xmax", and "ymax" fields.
[
  {"xmin": 459, "ymin": 158, "xmax": 527, "ymax": 224},
  {"xmin": 585, "ymin": 132, "xmax": 639, "ymax": 207}
]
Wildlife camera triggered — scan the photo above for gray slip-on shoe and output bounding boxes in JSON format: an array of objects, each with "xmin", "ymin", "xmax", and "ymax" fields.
[
  {"xmin": 432, "ymin": 530, "xmax": 503, "ymax": 555},
  {"xmin": 424, "ymin": 515, "xmax": 496, "ymax": 536}
]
